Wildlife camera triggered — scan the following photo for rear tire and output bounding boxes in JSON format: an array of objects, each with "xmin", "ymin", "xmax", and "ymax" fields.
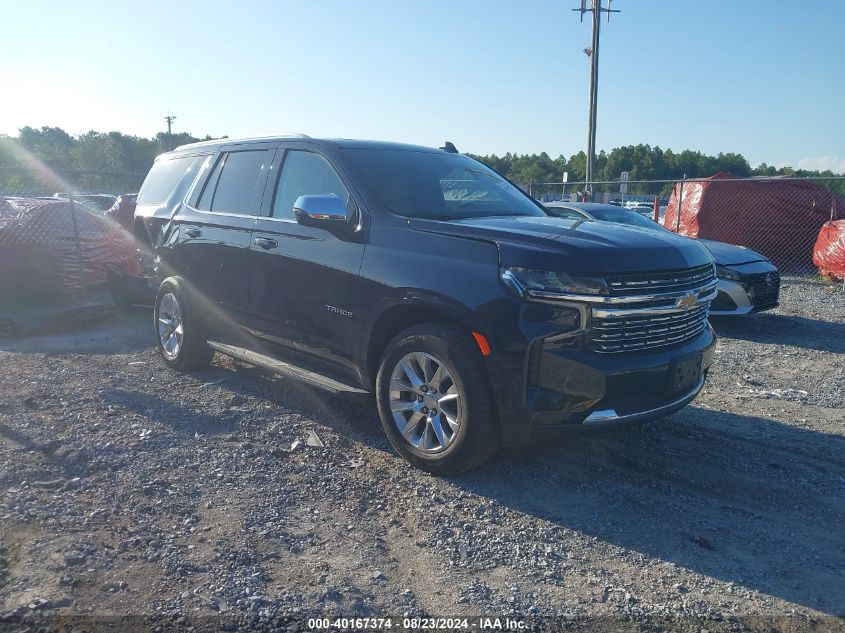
[
  {"xmin": 375, "ymin": 323, "xmax": 499, "ymax": 474},
  {"xmin": 154, "ymin": 277, "xmax": 213, "ymax": 371}
]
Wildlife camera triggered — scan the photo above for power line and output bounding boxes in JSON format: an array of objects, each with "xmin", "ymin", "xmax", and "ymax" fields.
[{"xmin": 572, "ymin": 0, "xmax": 620, "ymax": 198}]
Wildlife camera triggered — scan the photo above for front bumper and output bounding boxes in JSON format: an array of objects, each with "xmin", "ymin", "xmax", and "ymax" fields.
[
  {"xmin": 489, "ymin": 318, "xmax": 716, "ymax": 446},
  {"xmin": 710, "ymin": 279, "xmax": 755, "ymax": 315},
  {"xmin": 582, "ymin": 375, "xmax": 705, "ymax": 428},
  {"xmin": 710, "ymin": 262, "xmax": 780, "ymax": 315},
  {"xmin": 483, "ymin": 270, "xmax": 718, "ymax": 446},
  {"xmin": 524, "ymin": 328, "xmax": 716, "ymax": 424}
]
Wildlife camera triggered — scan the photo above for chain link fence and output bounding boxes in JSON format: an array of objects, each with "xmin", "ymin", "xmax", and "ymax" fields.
[
  {"xmin": 1, "ymin": 164, "xmax": 843, "ymax": 330},
  {"xmin": 530, "ymin": 175, "xmax": 845, "ymax": 284}
]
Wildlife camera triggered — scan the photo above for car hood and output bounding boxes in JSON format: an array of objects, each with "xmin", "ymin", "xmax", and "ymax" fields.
[
  {"xmin": 409, "ymin": 215, "xmax": 714, "ymax": 274},
  {"xmin": 698, "ymin": 239, "xmax": 768, "ymax": 266}
]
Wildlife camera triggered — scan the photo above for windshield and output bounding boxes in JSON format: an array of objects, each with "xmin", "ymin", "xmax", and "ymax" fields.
[
  {"xmin": 588, "ymin": 207, "xmax": 665, "ymax": 231},
  {"xmin": 340, "ymin": 149, "xmax": 547, "ymax": 220}
]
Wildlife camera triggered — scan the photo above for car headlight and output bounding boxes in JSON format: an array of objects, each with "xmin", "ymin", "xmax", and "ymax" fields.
[
  {"xmin": 500, "ymin": 266, "xmax": 609, "ymax": 298},
  {"xmin": 715, "ymin": 264, "xmax": 742, "ymax": 282}
]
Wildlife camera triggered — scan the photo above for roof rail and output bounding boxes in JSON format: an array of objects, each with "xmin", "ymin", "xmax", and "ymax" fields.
[{"xmin": 172, "ymin": 133, "xmax": 313, "ymax": 151}]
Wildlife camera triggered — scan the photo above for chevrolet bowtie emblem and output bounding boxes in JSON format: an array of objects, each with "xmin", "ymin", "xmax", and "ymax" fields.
[{"xmin": 676, "ymin": 292, "xmax": 697, "ymax": 309}]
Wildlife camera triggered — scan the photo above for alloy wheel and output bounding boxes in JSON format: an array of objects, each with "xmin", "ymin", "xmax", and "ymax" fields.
[
  {"xmin": 158, "ymin": 292, "xmax": 184, "ymax": 360},
  {"xmin": 388, "ymin": 352, "xmax": 462, "ymax": 453}
]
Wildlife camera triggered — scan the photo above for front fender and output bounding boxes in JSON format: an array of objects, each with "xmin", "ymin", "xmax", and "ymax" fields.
[{"xmin": 363, "ymin": 288, "xmax": 490, "ymax": 340}]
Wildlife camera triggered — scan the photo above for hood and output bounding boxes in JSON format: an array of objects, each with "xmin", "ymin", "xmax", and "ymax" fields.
[
  {"xmin": 409, "ymin": 215, "xmax": 714, "ymax": 274},
  {"xmin": 698, "ymin": 239, "xmax": 767, "ymax": 266}
]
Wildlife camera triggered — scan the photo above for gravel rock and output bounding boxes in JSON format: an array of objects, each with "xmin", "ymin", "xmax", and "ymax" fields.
[{"xmin": 0, "ymin": 277, "xmax": 842, "ymax": 629}]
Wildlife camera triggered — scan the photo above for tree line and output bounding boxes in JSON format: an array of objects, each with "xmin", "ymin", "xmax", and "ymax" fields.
[
  {"xmin": 0, "ymin": 126, "xmax": 209, "ymax": 175},
  {"xmin": 0, "ymin": 126, "xmax": 841, "ymax": 196},
  {"xmin": 469, "ymin": 147, "xmax": 844, "ymax": 195},
  {"xmin": 0, "ymin": 126, "xmax": 211, "ymax": 195}
]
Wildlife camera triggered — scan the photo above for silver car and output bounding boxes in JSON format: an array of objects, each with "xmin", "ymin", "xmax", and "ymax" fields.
[{"xmin": 545, "ymin": 202, "xmax": 780, "ymax": 316}]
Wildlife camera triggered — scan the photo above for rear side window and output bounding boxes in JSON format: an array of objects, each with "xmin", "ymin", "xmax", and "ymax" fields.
[
  {"xmin": 205, "ymin": 150, "xmax": 268, "ymax": 215},
  {"xmin": 196, "ymin": 156, "xmax": 225, "ymax": 211},
  {"xmin": 272, "ymin": 151, "xmax": 349, "ymax": 220},
  {"xmin": 137, "ymin": 156, "xmax": 201, "ymax": 205}
]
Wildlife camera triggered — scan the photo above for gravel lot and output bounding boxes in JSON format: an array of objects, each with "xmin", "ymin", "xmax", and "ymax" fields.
[{"xmin": 0, "ymin": 278, "xmax": 843, "ymax": 632}]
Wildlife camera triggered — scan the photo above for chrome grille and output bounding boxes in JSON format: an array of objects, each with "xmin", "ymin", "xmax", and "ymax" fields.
[
  {"xmin": 588, "ymin": 304, "xmax": 710, "ymax": 354},
  {"xmin": 606, "ymin": 264, "xmax": 715, "ymax": 296}
]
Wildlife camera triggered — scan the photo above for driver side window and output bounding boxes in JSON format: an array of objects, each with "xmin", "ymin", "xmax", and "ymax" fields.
[{"xmin": 273, "ymin": 150, "xmax": 349, "ymax": 220}]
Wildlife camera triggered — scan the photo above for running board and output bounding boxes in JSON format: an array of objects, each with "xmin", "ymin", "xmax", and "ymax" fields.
[{"xmin": 207, "ymin": 341, "xmax": 367, "ymax": 394}]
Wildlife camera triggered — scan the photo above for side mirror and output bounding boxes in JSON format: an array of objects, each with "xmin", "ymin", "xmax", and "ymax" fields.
[{"xmin": 293, "ymin": 194, "xmax": 349, "ymax": 227}]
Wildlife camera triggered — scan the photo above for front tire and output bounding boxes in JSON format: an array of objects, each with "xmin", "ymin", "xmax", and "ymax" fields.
[
  {"xmin": 375, "ymin": 324, "xmax": 499, "ymax": 474},
  {"xmin": 154, "ymin": 277, "xmax": 213, "ymax": 371}
]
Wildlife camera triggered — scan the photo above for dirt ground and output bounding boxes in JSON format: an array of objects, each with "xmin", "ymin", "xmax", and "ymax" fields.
[{"xmin": 0, "ymin": 279, "xmax": 843, "ymax": 632}]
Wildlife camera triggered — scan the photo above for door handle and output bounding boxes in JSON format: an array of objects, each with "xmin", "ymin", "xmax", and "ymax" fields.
[
  {"xmin": 185, "ymin": 227, "xmax": 202, "ymax": 239},
  {"xmin": 254, "ymin": 237, "xmax": 278, "ymax": 250}
]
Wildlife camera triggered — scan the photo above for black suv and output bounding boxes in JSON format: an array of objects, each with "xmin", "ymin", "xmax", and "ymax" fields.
[{"xmin": 134, "ymin": 136, "xmax": 717, "ymax": 474}]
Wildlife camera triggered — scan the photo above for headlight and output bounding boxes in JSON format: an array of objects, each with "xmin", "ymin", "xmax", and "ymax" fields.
[
  {"xmin": 500, "ymin": 266, "xmax": 608, "ymax": 298},
  {"xmin": 715, "ymin": 264, "xmax": 742, "ymax": 281}
]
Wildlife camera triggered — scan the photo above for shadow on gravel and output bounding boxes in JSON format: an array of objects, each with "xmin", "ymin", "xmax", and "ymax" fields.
[
  {"xmin": 0, "ymin": 421, "xmax": 90, "ymax": 476},
  {"xmin": 458, "ymin": 407, "xmax": 845, "ymax": 616},
  {"xmin": 199, "ymin": 362, "xmax": 386, "ymax": 447},
  {"xmin": 103, "ymin": 388, "xmax": 240, "ymax": 437},
  {"xmin": 100, "ymin": 364, "xmax": 386, "ymax": 448},
  {"xmin": 0, "ymin": 421, "xmax": 48, "ymax": 453},
  {"xmin": 711, "ymin": 313, "xmax": 845, "ymax": 353}
]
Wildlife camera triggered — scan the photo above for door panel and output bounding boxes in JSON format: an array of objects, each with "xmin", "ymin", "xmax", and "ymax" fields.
[
  {"xmin": 174, "ymin": 210, "xmax": 256, "ymax": 339},
  {"xmin": 171, "ymin": 148, "xmax": 273, "ymax": 341},
  {"xmin": 250, "ymin": 219, "xmax": 363, "ymax": 366},
  {"xmin": 249, "ymin": 149, "xmax": 365, "ymax": 373}
]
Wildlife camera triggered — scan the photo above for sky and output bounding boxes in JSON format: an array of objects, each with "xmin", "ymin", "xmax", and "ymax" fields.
[{"xmin": 1, "ymin": 0, "xmax": 844, "ymax": 172}]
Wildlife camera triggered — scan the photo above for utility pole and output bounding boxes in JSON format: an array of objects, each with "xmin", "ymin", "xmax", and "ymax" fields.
[
  {"xmin": 165, "ymin": 114, "xmax": 177, "ymax": 150},
  {"xmin": 573, "ymin": 0, "xmax": 619, "ymax": 198}
]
